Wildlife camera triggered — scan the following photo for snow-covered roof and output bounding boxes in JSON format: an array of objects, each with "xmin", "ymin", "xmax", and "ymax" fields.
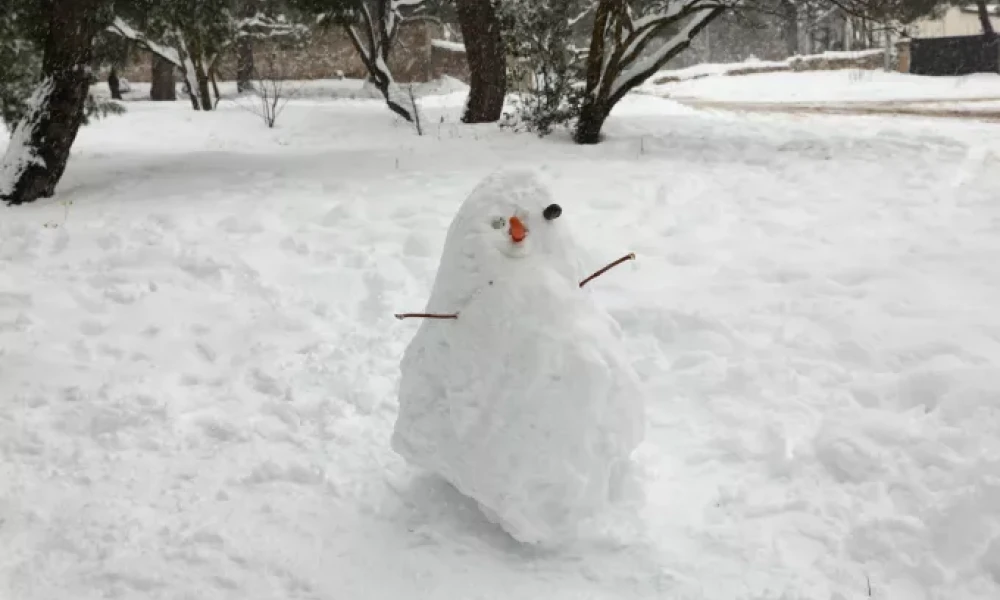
[{"xmin": 960, "ymin": 3, "xmax": 1000, "ymax": 14}]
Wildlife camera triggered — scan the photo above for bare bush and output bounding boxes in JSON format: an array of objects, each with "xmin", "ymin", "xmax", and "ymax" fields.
[{"xmin": 235, "ymin": 52, "xmax": 301, "ymax": 128}]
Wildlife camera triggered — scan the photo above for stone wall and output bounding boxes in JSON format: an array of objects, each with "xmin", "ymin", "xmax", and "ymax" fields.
[
  {"xmin": 786, "ymin": 49, "xmax": 885, "ymax": 71},
  {"xmin": 428, "ymin": 40, "xmax": 469, "ymax": 83},
  {"xmin": 115, "ymin": 21, "xmax": 463, "ymax": 83}
]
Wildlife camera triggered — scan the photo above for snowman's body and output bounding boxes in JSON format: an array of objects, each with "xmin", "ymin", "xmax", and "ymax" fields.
[{"xmin": 392, "ymin": 169, "xmax": 645, "ymax": 544}]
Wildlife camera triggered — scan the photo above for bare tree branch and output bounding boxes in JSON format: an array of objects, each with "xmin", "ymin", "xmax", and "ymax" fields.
[{"xmin": 341, "ymin": 1, "xmax": 421, "ymax": 125}]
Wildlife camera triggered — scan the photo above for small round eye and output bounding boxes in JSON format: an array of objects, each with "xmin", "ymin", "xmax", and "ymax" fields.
[
  {"xmin": 491, "ymin": 216, "xmax": 506, "ymax": 230},
  {"xmin": 543, "ymin": 203, "xmax": 562, "ymax": 220}
]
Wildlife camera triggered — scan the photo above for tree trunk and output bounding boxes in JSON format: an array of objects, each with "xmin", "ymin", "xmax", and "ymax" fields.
[
  {"xmin": 108, "ymin": 67, "xmax": 122, "ymax": 100},
  {"xmin": 455, "ymin": 0, "xmax": 506, "ymax": 123},
  {"xmin": 573, "ymin": 3, "xmax": 723, "ymax": 146},
  {"xmin": 780, "ymin": 0, "xmax": 799, "ymax": 57},
  {"xmin": 342, "ymin": 10, "xmax": 416, "ymax": 124},
  {"xmin": 236, "ymin": 0, "xmax": 260, "ymax": 92},
  {"xmin": 0, "ymin": 0, "xmax": 103, "ymax": 206},
  {"xmin": 976, "ymin": 0, "xmax": 996, "ymax": 38},
  {"xmin": 210, "ymin": 68, "xmax": 221, "ymax": 107},
  {"xmin": 192, "ymin": 54, "xmax": 214, "ymax": 111},
  {"xmin": 236, "ymin": 37, "xmax": 255, "ymax": 92},
  {"xmin": 573, "ymin": 99, "xmax": 609, "ymax": 145},
  {"xmin": 150, "ymin": 54, "xmax": 177, "ymax": 101},
  {"xmin": 375, "ymin": 0, "xmax": 400, "ymax": 61}
]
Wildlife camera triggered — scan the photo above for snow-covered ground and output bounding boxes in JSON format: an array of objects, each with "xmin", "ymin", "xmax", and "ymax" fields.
[
  {"xmin": 3, "ymin": 90, "xmax": 1000, "ymax": 600},
  {"xmin": 645, "ymin": 69, "xmax": 1000, "ymax": 104}
]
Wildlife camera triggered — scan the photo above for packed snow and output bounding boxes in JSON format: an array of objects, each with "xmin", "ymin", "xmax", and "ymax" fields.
[
  {"xmin": 2, "ymin": 84, "xmax": 1000, "ymax": 600},
  {"xmin": 393, "ymin": 169, "xmax": 645, "ymax": 545}
]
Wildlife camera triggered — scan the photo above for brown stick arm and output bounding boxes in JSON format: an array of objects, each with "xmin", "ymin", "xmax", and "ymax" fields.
[
  {"xmin": 579, "ymin": 252, "xmax": 636, "ymax": 288},
  {"xmin": 394, "ymin": 312, "xmax": 459, "ymax": 320},
  {"xmin": 396, "ymin": 252, "xmax": 636, "ymax": 320}
]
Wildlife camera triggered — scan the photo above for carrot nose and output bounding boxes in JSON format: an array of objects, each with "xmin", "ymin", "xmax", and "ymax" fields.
[{"xmin": 509, "ymin": 216, "xmax": 526, "ymax": 243}]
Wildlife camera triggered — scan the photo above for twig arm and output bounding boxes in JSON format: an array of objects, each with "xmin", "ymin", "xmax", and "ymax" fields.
[
  {"xmin": 394, "ymin": 312, "xmax": 458, "ymax": 320},
  {"xmin": 579, "ymin": 252, "xmax": 636, "ymax": 288},
  {"xmin": 396, "ymin": 253, "xmax": 637, "ymax": 319}
]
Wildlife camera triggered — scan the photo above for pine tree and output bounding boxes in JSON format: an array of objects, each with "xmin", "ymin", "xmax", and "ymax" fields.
[
  {"xmin": 497, "ymin": 0, "xmax": 588, "ymax": 136},
  {"xmin": 0, "ymin": 13, "xmax": 43, "ymax": 126}
]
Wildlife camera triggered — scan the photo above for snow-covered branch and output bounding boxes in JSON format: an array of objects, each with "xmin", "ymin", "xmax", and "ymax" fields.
[
  {"xmin": 609, "ymin": 6, "xmax": 722, "ymax": 102},
  {"xmin": 616, "ymin": 0, "xmax": 731, "ymax": 75},
  {"xmin": 108, "ymin": 18, "xmax": 209, "ymax": 110},
  {"xmin": 235, "ymin": 13, "xmax": 310, "ymax": 40},
  {"xmin": 111, "ymin": 10, "xmax": 310, "ymax": 112},
  {"xmin": 359, "ymin": 1, "xmax": 378, "ymax": 50},
  {"xmin": 568, "ymin": 3, "xmax": 596, "ymax": 28},
  {"xmin": 580, "ymin": 0, "xmax": 737, "ymax": 103},
  {"xmin": 108, "ymin": 17, "xmax": 182, "ymax": 67},
  {"xmin": 338, "ymin": 0, "xmax": 422, "ymax": 125},
  {"xmin": 575, "ymin": 0, "xmax": 734, "ymax": 143},
  {"xmin": 173, "ymin": 28, "xmax": 204, "ymax": 108}
]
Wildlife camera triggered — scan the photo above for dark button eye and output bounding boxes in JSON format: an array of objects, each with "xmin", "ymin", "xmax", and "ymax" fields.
[{"xmin": 543, "ymin": 203, "xmax": 562, "ymax": 220}]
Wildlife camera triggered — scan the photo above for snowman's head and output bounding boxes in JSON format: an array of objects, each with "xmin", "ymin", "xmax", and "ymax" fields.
[
  {"xmin": 451, "ymin": 169, "xmax": 573, "ymax": 262},
  {"xmin": 479, "ymin": 191, "xmax": 562, "ymax": 259},
  {"xmin": 424, "ymin": 169, "xmax": 587, "ymax": 312}
]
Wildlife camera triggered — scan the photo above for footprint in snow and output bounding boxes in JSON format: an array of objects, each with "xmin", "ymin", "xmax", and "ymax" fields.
[
  {"xmin": 402, "ymin": 231, "xmax": 434, "ymax": 258},
  {"xmin": 240, "ymin": 460, "xmax": 325, "ymax": 487},
  {"xmin": 96, "ymin": 233, "xmax": 123, "ymax": 251},
  {"xmin": 279, "ymin": 235, "xmax": 310, "ymax": 256},
  {"xmin": 177, "ymin": 252, "xmax": 228, "ymax": 282},
  {"xmin": 147, "ymin": 213, "xmax": 176, "ymax": 231},
  {"xmin": 79, "ymin": 320, "xmax": 109, "ymax": 336},
  {"xmin": 360, "ymin": 271, "xmax": 389, "ymax": 322},
  {"xmin": 217, "ymin": 214, "xmax": 264, "ymax": 235},
  {"xmin": 195, "ymin": 342, "xmax": 217, "ymax": 363},
  {"xmin": 248, "ymin": 368, "xmax": 288, "ymax": 399},
  {"xmin": 321, "ymin": 203, "xmax": 354, "ymax": 227}
]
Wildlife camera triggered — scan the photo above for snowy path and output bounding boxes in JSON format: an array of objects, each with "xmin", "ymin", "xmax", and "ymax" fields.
[
  {"xmin": 669, "ymin": 97, "xmax": 1000, "ymax": 122},
  {"xmin": 643, "ymin": 69, "xmax": 1000, "ymax": 104},
  {"xmin": 3, "ymin": 94, "xmax": 1000, "ymax": 600}
]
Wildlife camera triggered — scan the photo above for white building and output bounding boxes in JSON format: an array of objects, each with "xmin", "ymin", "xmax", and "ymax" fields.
[{"xmin": 907, "ymin": 4, "xmax": 1000, "ymax": 38}]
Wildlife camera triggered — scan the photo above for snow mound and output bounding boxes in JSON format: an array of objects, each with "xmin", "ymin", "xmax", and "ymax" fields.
[
  {"xmin": 392, "ymin": 169, "xmax": 646, "ymax": 545},
  {"xmin": 413, "ymin": 75, "xmax": 469, "ymax": 97}
]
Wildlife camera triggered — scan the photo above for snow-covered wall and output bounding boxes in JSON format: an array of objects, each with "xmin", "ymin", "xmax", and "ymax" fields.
[
  {"xmin": 651, "ymin": 49, "xmax": 888, "ymax": 85},
  {"xmin": 429, "ymin": 39, "xmax": 468, "ymax": 84}
]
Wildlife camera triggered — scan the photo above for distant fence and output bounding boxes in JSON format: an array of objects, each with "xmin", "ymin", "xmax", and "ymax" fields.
[{"xmin": 908, "ymin": 34, "xmax": 999, "ymax": 76}]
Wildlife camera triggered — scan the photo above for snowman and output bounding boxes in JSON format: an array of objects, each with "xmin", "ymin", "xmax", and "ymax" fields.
[{"xmin": 392, "ymin": 169, "xmax": 644, "ymax": 545}]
